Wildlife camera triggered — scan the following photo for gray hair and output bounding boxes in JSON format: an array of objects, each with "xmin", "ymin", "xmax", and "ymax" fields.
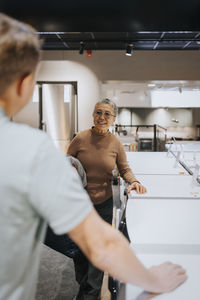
[{"xmin": 94, "ymin": 98, "xmax": 118, "ymax": 116}]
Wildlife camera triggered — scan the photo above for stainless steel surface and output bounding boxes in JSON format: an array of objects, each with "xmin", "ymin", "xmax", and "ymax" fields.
[{"xmin": 42, "ymin": 84, "xmax": 77, "ymax": 151}]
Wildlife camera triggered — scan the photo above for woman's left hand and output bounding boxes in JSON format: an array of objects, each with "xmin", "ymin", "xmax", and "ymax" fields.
[{"xmin": 128, "ymin": 182, "xmax": 147, "ymax": 194}]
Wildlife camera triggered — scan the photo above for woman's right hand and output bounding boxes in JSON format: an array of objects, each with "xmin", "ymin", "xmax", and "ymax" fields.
[{"xmin": 128, "ymin": 182, "xmax": 147, "ymax": 194}]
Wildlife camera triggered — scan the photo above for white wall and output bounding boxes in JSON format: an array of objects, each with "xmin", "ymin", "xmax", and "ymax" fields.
[
  {"xmin": 37, "ymin": 60, "xmax": 100, "ymax": 131},
  {"xmin": 118, "ymin": 108, "xmax": 193, "ymax": 127},
  {"xmin": 115, "ymin": 91, "xmax": 151, "ymax": 107},
  {"xmin": 118, "ymin": 108, "xmax": 195, "ymax": 139},
  {"xmin": 118, "ymin": 108, "xmax": 132, "ymax": 125},
  {"xmin": 151, "ymin": 91, "xmax": 200, "ymax": 107},
  {"xmin": 41, "ymin": 50, "xmax": 200, "ymax": 81}
]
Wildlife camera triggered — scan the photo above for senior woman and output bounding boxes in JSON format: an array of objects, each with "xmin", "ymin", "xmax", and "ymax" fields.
[{"xmin": 67, "ymin": 98, "xmax": 146, "ymax": 300}]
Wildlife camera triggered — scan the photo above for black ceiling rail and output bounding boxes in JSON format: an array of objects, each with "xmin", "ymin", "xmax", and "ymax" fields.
[{"xmin": 38, "ymin": 37, "xmax": 200, "ymax": 43}]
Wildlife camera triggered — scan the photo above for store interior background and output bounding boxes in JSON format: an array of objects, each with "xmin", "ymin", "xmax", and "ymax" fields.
[
  {"xmin": 1, "ymin": 2, "xmax": 200, "ymax": 299},
  {"xmin": 13, "ymin": 50, "xmax": 200, "ymax": 152}
]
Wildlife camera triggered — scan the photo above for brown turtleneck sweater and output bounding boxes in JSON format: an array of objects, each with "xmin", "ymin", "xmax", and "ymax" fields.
[{"xmin": 67, "ymin": 128, "xmax": 138, "ymax": 205}]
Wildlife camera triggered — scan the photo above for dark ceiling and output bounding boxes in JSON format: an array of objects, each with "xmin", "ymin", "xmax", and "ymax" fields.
[
  {"xmin": 1, "ymin": 0, "xmax": 200, "ymax": 51},
  {"xmin": 39, "ymin": 32, "xmax": 200, "ymax": 51}
]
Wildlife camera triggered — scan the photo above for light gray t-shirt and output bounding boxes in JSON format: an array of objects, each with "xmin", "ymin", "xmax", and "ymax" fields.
[{"xmin": 0, "ymin": 107, "xmax": 92, "ymax": 300}]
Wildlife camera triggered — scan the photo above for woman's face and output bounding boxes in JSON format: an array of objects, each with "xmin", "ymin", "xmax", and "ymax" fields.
[{"xmin": 93, "ymin": 103, "xmax": 115, "ymax": 131}]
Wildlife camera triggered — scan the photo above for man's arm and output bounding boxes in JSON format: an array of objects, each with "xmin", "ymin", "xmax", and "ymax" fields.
[{"xmin": 69, "ymin": 209, "xmax": 187, "ymax": 294}]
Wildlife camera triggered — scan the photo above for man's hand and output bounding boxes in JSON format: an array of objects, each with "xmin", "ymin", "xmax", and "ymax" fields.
[
  {"xmin": 128, "ymin": 182, "xmax": 147, "ymax": 194},
  {"xmin": 148, "ymin": 262, "xmax": 187, "ymax": 293}
]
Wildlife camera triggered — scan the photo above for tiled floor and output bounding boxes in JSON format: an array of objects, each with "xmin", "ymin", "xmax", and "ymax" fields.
[
  {"xmin": 36, "ymin": 244, "xmax": 78, "ymax": 300},
  {"xmin": 36, "ymin": 245, "xmax": 111, "ymax": 300}
]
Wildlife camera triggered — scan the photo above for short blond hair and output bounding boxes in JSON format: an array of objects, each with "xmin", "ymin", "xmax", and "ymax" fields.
[{"xmin": 0, "ymin": 13, "xmax": 41, "ymax": 96}]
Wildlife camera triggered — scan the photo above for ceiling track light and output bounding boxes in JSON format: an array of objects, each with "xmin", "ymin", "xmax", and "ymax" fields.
[
  {"xmin": 79, "ymin": 41, "xmax": 85, "ymax": 54},
  {"xmin": 126, "ymin": 43, "xmax": 134, "ymax": 56}
]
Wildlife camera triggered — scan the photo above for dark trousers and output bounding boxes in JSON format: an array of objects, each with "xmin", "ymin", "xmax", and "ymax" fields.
[{"xmin": 73, "ymin": 197, "xmax": 113, "ymax": 300}]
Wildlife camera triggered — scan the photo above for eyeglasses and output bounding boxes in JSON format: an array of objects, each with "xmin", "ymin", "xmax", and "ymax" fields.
[{"xmin": 95, "ymin": 111, "xmax": 115, "ymax": 118}]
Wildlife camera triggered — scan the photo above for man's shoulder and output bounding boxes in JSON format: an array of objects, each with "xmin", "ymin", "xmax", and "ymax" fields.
[
  {"xmin": 14, "ymin": 121, "xmax": 46, "ymax": 137},
  {"xmin": 9, "ymin": 122, "xmax": 50, "ymax": 150}
]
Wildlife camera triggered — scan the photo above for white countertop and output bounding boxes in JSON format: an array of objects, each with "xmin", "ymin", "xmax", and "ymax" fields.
[
  {"xmin": 129, "ymin": 174, "xmax": 200, "ymax": 199},
  {"xmin": 123, "ymin": 199, "xmax": 200, "ymax": 299},
  {"xmin": 126, "ymin": 199, "xmax": 200, "ymax": 245},
  {"xmin": 120, "ymin": 151, "xmax": 200, "ymax": 300},
  {"xmin": 124, "ymin": 250, "xmax": 200, "ymax": 300},
  {"xmin": 126, "ymin": 152, "xmax": 187, "ymax": 175}
]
